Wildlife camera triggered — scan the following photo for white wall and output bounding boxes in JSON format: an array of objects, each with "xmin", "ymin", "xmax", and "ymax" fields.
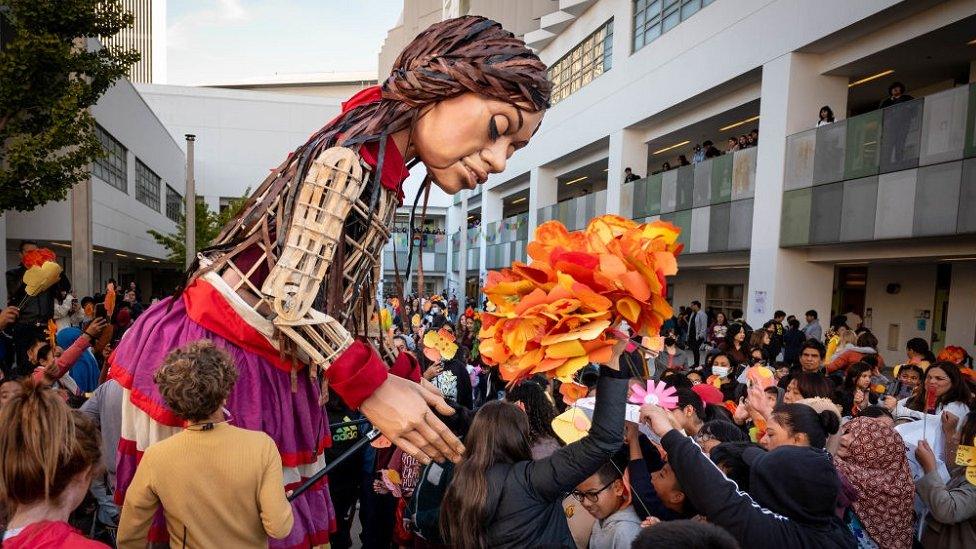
[
  {"xmin": 671, "ymin": 267, "xmax": 750, "ymax": 314},
  {"xmin": 136, "ymin": 84, "xmax": 341, "ymax": 211},
  {"xmin": 945, "ymin": 261, "xmax": 976, "ymax": 359},
  {"xmin": 864, "ymin": 264, "xmax": 936, "ymax": 366},
  {"xmin": 5, "ymin": 78, "xmax": 184, "ymax": 260}
]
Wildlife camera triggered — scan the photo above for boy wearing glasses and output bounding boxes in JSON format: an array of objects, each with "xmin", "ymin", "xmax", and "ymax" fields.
[{"xmin": 573, "ymin": 454, "xmax": 641, "ymax": 549}]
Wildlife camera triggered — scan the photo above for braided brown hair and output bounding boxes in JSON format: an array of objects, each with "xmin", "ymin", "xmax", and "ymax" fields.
[{"xmin": 212, "ymin": 15, "xmax": 550, "ymax": 249}]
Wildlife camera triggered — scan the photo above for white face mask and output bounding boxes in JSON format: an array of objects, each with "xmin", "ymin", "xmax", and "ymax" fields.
[{"xmin": 712, "ymin": 366, "xmax": 730, "ymax": 378}]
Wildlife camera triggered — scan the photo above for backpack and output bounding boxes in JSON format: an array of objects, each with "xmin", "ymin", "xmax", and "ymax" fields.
[{"xmin": 405, "ymin": 459, "xmax": 455, "ymax": 543}]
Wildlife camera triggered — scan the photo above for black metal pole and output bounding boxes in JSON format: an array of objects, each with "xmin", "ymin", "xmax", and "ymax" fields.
[{"xmin": 287, "ymin": 428, "xmax": 380, "ymax": 502}]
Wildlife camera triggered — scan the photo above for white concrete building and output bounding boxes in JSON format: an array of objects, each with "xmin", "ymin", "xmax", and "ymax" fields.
[
  {"xmin": 2, "ymin": 75, "xmax": 186, "ymax": 302},
  {"xmin": 138, "ymin": 84, "xmax": 456, "ymax": 298},
  {"xmin": 136, "ymin": 84, "xmax": 342, "ymax": 213},
  {"xmin": 389, "ymin": 0, "xmax": 976, "ymax": 364}
]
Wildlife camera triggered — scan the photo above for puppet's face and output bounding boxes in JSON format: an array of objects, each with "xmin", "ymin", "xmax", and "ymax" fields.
[{"xmin": 412, "ymin": 92, "xmax": 544, "ymax": 194}]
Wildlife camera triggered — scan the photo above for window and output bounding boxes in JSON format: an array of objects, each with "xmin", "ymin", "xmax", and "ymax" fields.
[
  {"xmin": 165, "ymin": 185, "xmax": 182, "ymax": 222},
  {"xmin": 548, "ymin": 19, "xmax": 613, "ymax": 105},
  {"xmin": 705, "ymin": 284, "xmax": 744, "ymax": 317},
  {"xmin": 633, "ymin": 0, "xmax": 714, "ymax": 53},
  {"xmin": 93, "ymin": 125, "xmax": 128, "ymax": 192},
  {"xmin": 135, "ymin": 159, "xmax": 160, "ymax": 211}
]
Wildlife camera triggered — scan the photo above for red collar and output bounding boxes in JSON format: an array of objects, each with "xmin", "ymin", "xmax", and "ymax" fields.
[
  {"xmin": 360, "ymin": 137, "xmax": 409, "ymax": 203},
  {"xmin": 338, "ymin": 85, "xmax": 410, "ymax": 203}
]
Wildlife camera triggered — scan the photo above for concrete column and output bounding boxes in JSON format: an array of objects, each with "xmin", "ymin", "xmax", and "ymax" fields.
[
  {"xmin": 70, "ymin": 177, "xmax": 94, "ymax": 297},
  {"xmin": 606, "ymin": 129, "xmax": 646, "ymax": 215},
  {"xmin": 527, "ymin": 166, "xmax": 557, "ymax": 235},
  {"xmin": 945, "ymin": 261, "xmax": 976, "ymax": 358},
  {"xmin": 480, "ymin": 188, "xmax": 503, "ymax": 282},
  {"xmin": 458, "ymin": 196, "xmax": 469, "ymax": 309},
  {"xmin": 745, "ymin": 52, "xmax": 848, "ymax": 326},
  {"xmin": 970, "ymin": 60, "xmax": 976, "ymax": 84}
]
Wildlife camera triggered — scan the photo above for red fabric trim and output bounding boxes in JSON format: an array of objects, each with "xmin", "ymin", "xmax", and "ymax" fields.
[
  {"xmin": 109, "ymin": 359, "xmax": 185, "ymax": 427},
  {"xmin": 279, "ymin": 435, "xmax": 331, "ymax": 467},
  {"xmin": 361, "ymin": 137, "xmax": 409, "ymax": 202},
  {"xmin": 284, "ymin": 530, "xmax": 332, "ymax": 549},
  {"xmin": 183, "ymin": 279, "xmax": 300, "ymax": 375},
  {"xmin": 284, "ymin": 475, "xmax": 329, "ymax": 493},
  {"xmin": 389, "ymin": 350, "xmax": 421, "ymax": 383},
  {"xmin": 326, "ymin": 340, "xmax": 389, "ymax": 409}
]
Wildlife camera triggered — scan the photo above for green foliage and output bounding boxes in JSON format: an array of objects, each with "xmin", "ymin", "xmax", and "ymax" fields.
[
  {"xmin": 0, "ymin": 0, "xmax": 140, "ymax": 211},
  {"xmin": 148, "ymin": 192, "xmax": 250, "ymax": 266}
]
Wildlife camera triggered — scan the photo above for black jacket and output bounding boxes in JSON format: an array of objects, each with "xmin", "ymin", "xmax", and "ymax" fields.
[
  {"xmin": 482, "ymin": 370, "xmax": 628, "ymax": 548},
  {"xmin": 661, "ymin": 430, "xmax": 855, "ymax": 548}
]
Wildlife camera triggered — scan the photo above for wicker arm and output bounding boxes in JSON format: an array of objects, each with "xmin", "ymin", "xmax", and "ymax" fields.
[
  {"xmin": 259, "ymin": 146, "xmax": 368, "ymax": 377},
  {"xmin": 261, "ymin": 147, "xmax": 365, "ymax": 322}
]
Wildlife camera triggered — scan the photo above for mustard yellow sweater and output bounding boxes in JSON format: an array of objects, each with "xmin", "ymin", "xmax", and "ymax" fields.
[{"xmin": 117, "ymin": 423, "xmax": 294, "ymax": 548}]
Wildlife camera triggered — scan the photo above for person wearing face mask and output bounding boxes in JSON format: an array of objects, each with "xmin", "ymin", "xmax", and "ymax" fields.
[
  {"xmin": 653, "ymin": 335, "xmax": 691, "ymax": 380},
  {"xmin": 707, "ymin": 352, "xmax": 743, "ymax": 403}
]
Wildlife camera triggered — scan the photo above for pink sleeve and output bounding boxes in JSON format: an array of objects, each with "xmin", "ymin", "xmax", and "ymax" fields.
[{"xmin": 34, "ymin": 335, "xmax": 91, "ymax": 383}]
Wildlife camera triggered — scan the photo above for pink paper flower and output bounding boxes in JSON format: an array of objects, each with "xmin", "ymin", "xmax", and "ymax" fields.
[{"xmin": 629, "ymin": 380, "xmax": 678, "ymax": 409}]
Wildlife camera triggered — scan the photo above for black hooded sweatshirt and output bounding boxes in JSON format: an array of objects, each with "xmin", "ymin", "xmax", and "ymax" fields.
[
  {"xmin": 661, "ymin": 431, "xmax": 856, "ymax": 548},
  {"xmin": 481, "ymin": 368, "xmax": 628, "ymax": 548}
]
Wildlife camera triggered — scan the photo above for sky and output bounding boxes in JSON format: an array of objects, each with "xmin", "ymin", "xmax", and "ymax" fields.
[{"xmin": 166, "ymin": 0, "xmax": 403, "ymax": 85}]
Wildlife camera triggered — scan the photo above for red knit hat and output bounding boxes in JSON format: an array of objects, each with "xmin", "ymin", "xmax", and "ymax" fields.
[{"xmin": 692, "ymin": 383, "xmax": 724, "ymax": 406}]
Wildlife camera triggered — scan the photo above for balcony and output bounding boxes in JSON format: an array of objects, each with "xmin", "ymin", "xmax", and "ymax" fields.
[
  {"xmin": 466, "ymin": 226, "xmax": 481, "ymax": 272},
  {"xmin": 537, "ymin": 189, "xmax": 608, "ymax": 232},
  {"xmin": 485, "ymin": 213, "xmax": 529, "ymax": 270},
  {"xmin": 781, "ymin": 83, "xmax": 976, "ymax": 247},
  {"xmin": 383, "ymin": 251, "xmax": 447, "ymax": 273},
  {"xmin": 621, "ymin": 146, "xmax": 757, "ymax": 254},
  {"xmin": 451, "ymin": 231, "xmax": 460, "ymax": 273},
  {"xmin": 384, "ymin": 232, "xmax": 448, "ymax": 254}
]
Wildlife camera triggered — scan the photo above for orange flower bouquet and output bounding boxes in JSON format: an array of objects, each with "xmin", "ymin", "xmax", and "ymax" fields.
[{"xmin": 479, "ymin": 215, "xmax": 681, "ymax": 383}]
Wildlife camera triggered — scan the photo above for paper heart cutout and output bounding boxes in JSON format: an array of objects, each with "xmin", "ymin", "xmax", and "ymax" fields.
[{"xmin": 23, "ymin": 261, "xmax": 62, "ymax": 296}]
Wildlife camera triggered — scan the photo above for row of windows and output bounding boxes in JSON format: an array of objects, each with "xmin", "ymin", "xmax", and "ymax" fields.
[
  {"xmin": 94, "ymin": 125, "xmax": 182, "ymax": 219},
  {"xmin": 633, "ymin": 0, "xmax": 715, "ymax": 52},
  {"xmin": 93, "ymin": 125, "xmax": 128, "ymax": 192},
  {"xmin": 546, "ymin": 0, "xmax": 716, "ymax": 105},
  {"xmin": 548, "ymin": 19, "xmax": 614, "ymax": 106},
  {"xmin": 135, "ymin": 159, "xmax": 161, "ymax": 211}
]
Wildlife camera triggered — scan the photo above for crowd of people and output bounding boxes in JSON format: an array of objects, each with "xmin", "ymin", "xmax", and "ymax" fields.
[{"xmin": 3, "ymin": 236, "xmax": 976, "ymax": 549}]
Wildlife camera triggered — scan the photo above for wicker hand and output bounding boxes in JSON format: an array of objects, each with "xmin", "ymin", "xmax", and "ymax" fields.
[{"xmin": 359, "ymin": 375, "xmax": 464, "ymax": 465}]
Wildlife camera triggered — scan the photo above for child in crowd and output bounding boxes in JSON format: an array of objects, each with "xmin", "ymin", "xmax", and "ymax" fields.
[
  {"xmin": 0, "ymin": 381, "xmax": 107, "ymax": 548},
  {"xmin": 573, "ymin": 451, "xmax": 642, "ymax": 549}
]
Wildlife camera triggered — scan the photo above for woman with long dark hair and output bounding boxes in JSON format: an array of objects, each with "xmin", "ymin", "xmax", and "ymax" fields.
[
  {"xmin": 889, "ymin": 361, "xmax": 972, "ymax": 427},
  {"xmin": 440, "ymin": 344, "xmax": 629, "ymax": 548},
  {"xmin": 834, "ymin": 362, "xmax": 877, "ymax": 417},
  {"xmin": 719, "ymin": 323, "xmax": 749, "ymax": 366},
  {"xmin": 506, "ymin": 380, "xmax": 561, "ymax": 459},
  {"xmin": 105, "ymin": 16, "xmax": 552, "ymax": 547}
]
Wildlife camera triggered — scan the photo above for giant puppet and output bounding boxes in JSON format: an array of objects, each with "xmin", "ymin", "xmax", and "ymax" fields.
[{"xmin": 108, "ymin": 16, "xmax": 551, "ymax": 547}]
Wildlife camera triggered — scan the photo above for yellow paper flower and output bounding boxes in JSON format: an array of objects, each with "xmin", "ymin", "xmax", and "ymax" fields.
[{"xmin": 423, "ymin": 328, "xmax": 458, "ymax": 363}]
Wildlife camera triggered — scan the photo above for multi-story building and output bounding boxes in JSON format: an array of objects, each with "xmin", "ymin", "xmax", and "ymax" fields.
[
  {"xmin": 101, "ymin": 0, "xmax": 167, "ymax": 84},
  {"xmin": 389, "ymin": 0, "xmax": 976, "ymax": 364},
  {"xmin": 1, "ymin": 63, "xmax": 186, "ymax": 302}
]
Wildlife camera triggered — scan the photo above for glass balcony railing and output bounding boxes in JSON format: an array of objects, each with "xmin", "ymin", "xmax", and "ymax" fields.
[
  {"xmin": 781, "ymin": 83, "xmax": 976, "ymax": 246},
  {"xmin": 620, "ymin": 146, "xmax": 757, "ymax": 254},
  {"xmin": 384, "ymin": 232, "xmax": 448, "ymax": 253},
  {"xmin": 451, "ymin": 231, "xmax": 461, "ymax": 273},
  {"xmin": 485, "ymin": 213, "xmax": 529, "ymax": 270},
  {"xmin": 383, "ymin": 251, "xmax": 448, "ymax": 273},
  {"xmin": 537, "ymin": 190, "xmax": 608, "ymax": 232}
]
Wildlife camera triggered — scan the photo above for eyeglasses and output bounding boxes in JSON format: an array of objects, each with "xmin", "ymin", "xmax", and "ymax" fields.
[
  {"xmin": 694, "ymin": 432, "xmax": 715, "ymax": 444},
  {"xmin": 571, "ymin": 479, "xmax": 615, "ymax": 503}
]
